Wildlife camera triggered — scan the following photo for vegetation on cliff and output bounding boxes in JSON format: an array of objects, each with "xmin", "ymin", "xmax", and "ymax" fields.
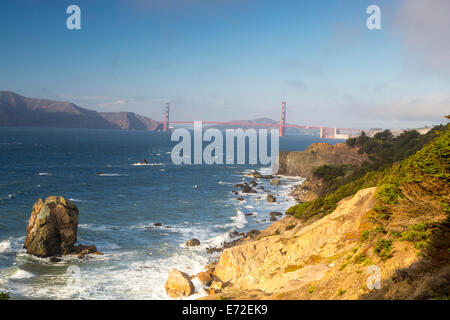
[{"xmin": 286, "ymin": 122, "xmax": 449, "ymax": 223}]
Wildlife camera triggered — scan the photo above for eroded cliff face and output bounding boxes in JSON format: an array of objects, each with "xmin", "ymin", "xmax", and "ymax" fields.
[
  {"xmin": 211, "ymin": 188, "xmax": 377, "ymax": 294},
  {"xmin": 202, "ymin": 186, "xmax": 448, "ymax": 300},
  {"xmin": 277, "ymin": 143, "xmax": 367, "ymax": 178}
]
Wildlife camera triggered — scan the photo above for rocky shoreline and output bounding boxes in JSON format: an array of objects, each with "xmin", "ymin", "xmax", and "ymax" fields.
[
  {"xmin": 164, "ymin": 169, "xmax": 298, "ymax": 298},
  {"xmin": 164, "ymin": 142, "xmax": 367, "ymax": 299}
]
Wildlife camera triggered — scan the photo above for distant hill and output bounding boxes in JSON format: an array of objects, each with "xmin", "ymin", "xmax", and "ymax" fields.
[
  {"xmin": 0, "ymin": 91, "xmax": 162, "ymax": 131},
  {"xmin": 207, "ymin": 117, "xmax": 316, "ymax": 136}
]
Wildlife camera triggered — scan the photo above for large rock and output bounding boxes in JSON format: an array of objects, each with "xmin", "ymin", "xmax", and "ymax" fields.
[
  {"xmin": 241, "ymin": 185, "xmax": 257, "ymax": 193},
  {"xmin": 24, "ymin": 196, "xmax": 78, "ymax": 258},
  {"xmin": 185, "ymin": 238, "xmax": 201, "ymax": 246},
  {"xmin": 266, "ymin": 194, "xmax": 276, "ymax": 203},
  {"xmin": 165, "ymin": 269, "xmax": 195, "ymax": 298},
  {"xmin": 276, "ymin": 143, "xmax": 367, "ymax": 177}
]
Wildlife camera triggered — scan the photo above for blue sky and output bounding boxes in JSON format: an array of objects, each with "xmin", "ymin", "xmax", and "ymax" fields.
[{"xmin": 0, "ymin": 0, "xmax": 449, "ymax": 129}]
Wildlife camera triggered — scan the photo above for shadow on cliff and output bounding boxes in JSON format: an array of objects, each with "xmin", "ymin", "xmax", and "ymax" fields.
[{"xmin": 360, "ymin": 217, "xmax": 450, "ymax": 300}]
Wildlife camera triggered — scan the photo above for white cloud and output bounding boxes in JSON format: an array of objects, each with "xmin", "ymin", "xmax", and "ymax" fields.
[
  {"xmin": 395, "ymin": 0, "xmax": 450, "ymax": 73},
  {"xmin": 343, "ymin": 91, "xmax": 450, "ymax": 124}
]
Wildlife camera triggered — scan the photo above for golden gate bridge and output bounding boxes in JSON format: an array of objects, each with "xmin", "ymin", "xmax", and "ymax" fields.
[{"xmin": 162, "ymin": 102, "xmax": 361, "ymax": 139}]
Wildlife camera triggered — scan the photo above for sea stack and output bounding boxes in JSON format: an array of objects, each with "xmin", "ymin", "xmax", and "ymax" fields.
[
  {"xmin": 24, "ymin": 196, "xmax": 101, "ymax": 259},
  {"xmin": 24, "ymin": 196, "xmax": 79, "ymax": 258}
]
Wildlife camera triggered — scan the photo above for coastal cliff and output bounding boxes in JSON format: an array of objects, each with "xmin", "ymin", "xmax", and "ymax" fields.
[
  {"xmin": 277, "ymin": 143, "xmax": 367, "ymax": 178},
  {"xmin": 197, "ymin": 124, "xmax": 450, "ymax": 300}
]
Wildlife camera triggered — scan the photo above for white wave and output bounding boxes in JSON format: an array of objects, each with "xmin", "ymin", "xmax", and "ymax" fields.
[
  {"xmin": 231, "ymin": 209, "xmax": 247, "ymax": 229},
  {"xmin": 0, "ymin": 194, "xmax": 15, "ymax": 201},
  {"xmin": 206, "ymin": 232, "xmax": 232, "ymax": 248},
  {"xmin": 68, "ymin": 198, "xmax": 87, "ymax": 202},
  {"xmin": 36, "ymin": 172, "xmax": 52, "ymax": 176},
  {"xmin": 132, "ymin": 162, "xmax": 164, "ymax": 166},
  {"xmin": 0, "ymin": 240, "xmax": 11, "ymax": 254},
  {"xmin": 97, "ymin": 173, "xmax": 128, "ymax": 177},
  {"xmin": 9, "ymin": 269, "xmax": 35, "ymax": 279}
]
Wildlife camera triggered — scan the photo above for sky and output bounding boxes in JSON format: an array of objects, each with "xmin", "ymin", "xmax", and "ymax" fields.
[{"xmin": 0, "ymin": 0, "xmax": 449, "ymax": 129}]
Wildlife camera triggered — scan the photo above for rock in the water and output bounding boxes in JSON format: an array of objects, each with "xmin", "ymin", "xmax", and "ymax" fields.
[
  {"xmin": 270, "ymin": 216, "xmax": 277, "ymax": 222},
  {"xmin": 270, "ymin": 178, "xmax": 280, "ymax": 185},
  {"xmin": 24, "ymin": 196, "xmax": 79, "ymax": 258},
  {"xmin": 241, "ymin": 185, "xmax": 257, "ymax": 193},
  {"xmin": 249, "ymin": 180, "xmax": 257, "ymax": 187},
  {"xmin": 237, "ymin": 197, "xmax": 244, "ymax": 201},
  {"xmin": 267, "ymin": 194, "xmax": 276, "ymax": 203},
  {"xmin": 245, "ymin": 171, "xmax": 262, "ymax": 179},
  {"xmin": 185, "ymin": 238, "xmax": 201, "ymax": 246},
  {"xmin": 74, "ymin": 244, "xmax": 100, "ymax": 259},
  {"xmin": 269, "ymin": 211, "xmax": 282, "ymax": 217},
  {"xmin": 154, "ymin": 222, "xmax": 163, "ymax": 227},
  {"xmin": 165, "ymin": 269, "xmax": 195, "ymax": 298}
]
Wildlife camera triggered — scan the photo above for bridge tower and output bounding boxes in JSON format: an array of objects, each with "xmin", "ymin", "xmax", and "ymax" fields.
[
  {"xmin": 280, "ymin": 102, "xmax": 286, "ymax": 136},
  {"xmin": 164, "ymin": 103, "xmax": 170, "ymax": 131}
]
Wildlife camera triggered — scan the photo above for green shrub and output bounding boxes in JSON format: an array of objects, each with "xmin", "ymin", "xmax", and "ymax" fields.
[
  {"xmin": 374, "ymin": 239, "xmax": 393, "ymax": 260},
  {"xmin": 308, "ymin": 285, "xmax": 316, "ymax": 294},
  {"xmin": 361, "ymin": 230, "xmax": 370, "ymax": 242},
  {"xmin": 285, "ymin": 224, "xmax": 296, "ymax": 231},
  {"xmin": 0, "ymin": 292, "xmax": 10, "ymax": 300},
  {"xmin": 377, "ymin": 184, "xmax": 403, "ymax": 204},
  {"xmin": 353, "ymin": 253, "xmax": 367, "ymax": 264},
  {"xmin": 373, "ymin": 225, "xmax": 387, "ymax": 233}
]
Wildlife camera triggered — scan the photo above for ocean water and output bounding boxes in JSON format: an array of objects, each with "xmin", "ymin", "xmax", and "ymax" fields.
[{"xmin": 0, "ymin": 127, "xmax": 341, "ymax": 299}]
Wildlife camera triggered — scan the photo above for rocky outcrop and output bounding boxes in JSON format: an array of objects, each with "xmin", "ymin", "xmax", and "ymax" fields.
[
  {"xmin": 24, "ymin": 196, "xmax": 101, "ymax": 259},
  {"xmin": 24, "ymin": 196, "xmax": 79, "ymax": 258},
  {"xmin": 165, "ymin": 269, "xmax": 195, "ymax": 298},
  {"xmin": 186, "ymin": 238, "xmax": 201, "ymax": 246},
  {"xmin": 270, "ymin": 179, "xmax": 280, "ymax": 185},
  {"xmin": 277, "ymin": 143, "xmax": 367, "ymax": 178}
]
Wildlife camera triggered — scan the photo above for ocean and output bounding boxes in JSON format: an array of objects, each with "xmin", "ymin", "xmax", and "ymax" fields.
[{"xmin": 0, "ymin": 127, "xmax": 340, "ymax": 299}]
